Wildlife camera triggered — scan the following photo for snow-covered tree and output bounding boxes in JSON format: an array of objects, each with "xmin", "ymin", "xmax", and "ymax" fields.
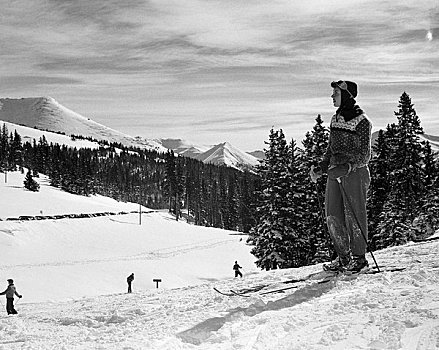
[
  {"xmin": 24, "ymin": 169, "xmax": 40, "ymax": 192},
  {"xmin": 301, "ymin": 115, "xmax": 332, "ymax": 263},
  {"xmin": 368, "ymin": 129, "xmax": 391, "ymax": 248},
  {"xmin": 249, "ymin": 128, "xmax": 292, "ymax": 270},
  {"xmin": 373, "ymin": 92, "xmax": 427, "ymax": 247}
]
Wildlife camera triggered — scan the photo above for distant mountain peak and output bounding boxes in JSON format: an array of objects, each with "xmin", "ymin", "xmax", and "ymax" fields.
[
  {"xmin": 0, "ymin": 97, "xmax": 263, "ymax": 169},
  {"xmin": 196, "ymin": 141, "xmax": 260, "ymax": 171},
  {"xmin": 0, "ymin": 97, "xmax": 167, "ymax": 153}
]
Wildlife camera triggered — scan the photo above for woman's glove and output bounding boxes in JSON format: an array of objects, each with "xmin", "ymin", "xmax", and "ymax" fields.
[
  {"xmin": 328, "ymin": 163, "xmax": 351, "ymax": 180},
  {"xmin": 309, "ymin": 165, "xmax": 323, "ymax": 183}
]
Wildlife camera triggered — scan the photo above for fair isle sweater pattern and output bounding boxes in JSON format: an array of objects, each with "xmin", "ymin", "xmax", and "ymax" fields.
[{"xmin": 324, "ymin": 113, "xmax": 372, "ymax": 169}]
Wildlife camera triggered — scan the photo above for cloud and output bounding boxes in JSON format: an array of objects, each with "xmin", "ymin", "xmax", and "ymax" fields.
[{"xmin": 0, "ymin": 0, "xmax": 438, "ymax": 150}]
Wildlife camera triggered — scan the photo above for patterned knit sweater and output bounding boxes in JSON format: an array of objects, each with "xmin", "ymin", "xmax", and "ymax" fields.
[{"xmin": 321, "ymin": 112, "xmax": 372, "ymax": 171}]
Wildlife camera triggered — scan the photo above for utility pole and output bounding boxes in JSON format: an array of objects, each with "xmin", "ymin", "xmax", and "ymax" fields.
[{"xmin": 139, "ymin": 184, "xmax": 142, "ymax": 225}]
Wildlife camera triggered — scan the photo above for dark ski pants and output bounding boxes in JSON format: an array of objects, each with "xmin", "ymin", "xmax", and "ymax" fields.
[
  {"xmin": 127, "ymin": 282, "xmax": 132, "ymax": 293},
  {"xmin": 325, "ymin": 166, "xmax": 370, "ymax": 258},
  {"xmin": 234, "ymin": 271, "xmax": 242, "ymax": 278},
  {"xmin": 6, "ymin": 298, "xmax": 17, "ymax": 315}
]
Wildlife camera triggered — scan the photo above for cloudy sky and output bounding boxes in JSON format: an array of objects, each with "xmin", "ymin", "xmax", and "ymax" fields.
[{"xmin": 1, "ymin": 0, "xmax": 438, "ymax": 151}]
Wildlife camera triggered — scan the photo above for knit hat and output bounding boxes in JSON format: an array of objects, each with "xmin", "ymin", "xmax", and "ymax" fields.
[
  {"xmin": 331, "ymin": 80, "xmax": 358, "ymax": 99},
  {"xmin": 7, "ymin": 279, "xmax": 13, "ymax": 283}
]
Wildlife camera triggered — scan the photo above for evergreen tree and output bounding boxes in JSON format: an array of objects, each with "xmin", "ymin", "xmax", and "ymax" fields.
[
  {"xmin": 281, "ymin": 138, "xmax": 310, "ymax": 266},
  {"xmin": 249, "ymin": 128, "xmax": 297, "ymax": 270},
  {"xmin": 0, "ymin": 124, "xmax": 9, "ymax": 172},
  {"xmin": 415, "ymin": 144, "xmax": 439, "ymax": 236},
  {"xmin": 301, "ymin": 115, "xmax": 332, "ymax": 262},
  {"xmin": 390, "ymin": 92, "xmax": 424, "ymax": 220},
  {"xmin": 368, "ymin": 129, "xmax": 391, "ymax": 248},
  {"xmin": 373, "ymin": 92, "xmax": 425, "ymax": 247},
  {"xmin": 23, "ymin": 169, "xmax": 40, "ymax": 192}
]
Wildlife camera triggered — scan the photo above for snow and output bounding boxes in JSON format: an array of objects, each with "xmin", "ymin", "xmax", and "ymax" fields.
[
  {"xmin": 196, "ymin": 142, "xmax": 260, "ymax": 170},
  {"xmin": 1, "ymin": 171, "xmax": 439, "ymax": 349},
  {"xmin": 1, "ymin": 99, "xmax": 262, "ymax": 169},
  {"xmin": 0, "ymin": 97, "xmax": 168, "ymax": 153}
]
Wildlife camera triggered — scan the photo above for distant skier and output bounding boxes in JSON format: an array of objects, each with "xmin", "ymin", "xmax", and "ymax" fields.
[
  {"xmin": 0, "ymin": 279, "xmax": 22, "ymax": 315},
  {"xmin": 127, "ymin": 273, "xmax": 134, "ymax": 293},
  {"xmin": 233, "ymin": 261, "xmax": 243, "ymax": 278}
]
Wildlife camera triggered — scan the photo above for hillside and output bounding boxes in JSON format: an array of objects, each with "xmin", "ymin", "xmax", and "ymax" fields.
[
  {"xmin": 0, "ymin": 98, "xmax": 261, "ymax": 170},
  {"xmin": 0, "ymin": 170, "xmax": 257, "ymax": 304},
  {"xmin": 0, "ymin": 170, "xmax": 438, "ymax": 349},
  {"xmin": 0, "ymin": 97, "xmax": 167, "ymax": 153}
]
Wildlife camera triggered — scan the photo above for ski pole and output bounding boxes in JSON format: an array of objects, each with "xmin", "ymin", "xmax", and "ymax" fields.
[
  {"xmin": 314, "ymin": 181, "xmax": 329, "ymax": 237},
  {"xmin": 313, "ymin": 181, "xmax": 337, "ymax": 259},
  {"xmin": 311, "ymin": 166, "xmax": 335, "ymax": 260},
  {"xmin": 336, "ymin": 177, "xmax": 380, "ymax": 272}
]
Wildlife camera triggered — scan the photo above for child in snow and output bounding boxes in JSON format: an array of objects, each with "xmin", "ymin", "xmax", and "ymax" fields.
[
  {"xmin": 233, "ymin": 261, "xmax": 243, "ymax": 278},
  {"xmin": 127, "ymin": 273, "xmax": 134, "ymax": 293},
  {"xmin": 310, "ymin": 80, "xmax": 372, "ymax": 273},
  {"xmin": 0, "ymin": 279, "xmax": 22, "ymax": 314}
]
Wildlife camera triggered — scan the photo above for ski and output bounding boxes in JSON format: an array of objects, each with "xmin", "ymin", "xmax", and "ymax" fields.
[
  {"xmin": 213, "ymin": 287, "xmax": 236, "ymax": 296},
  {"xmin": 214, "ymin": 266, "xmax": 406, "ymax": 298},
  {"xmin": 229, "ymin": 289, "xmax": 251, "ymax": 297},
  {"xmin": 259, "ymin": 285, "xmax": 300, "ymax": 295}
]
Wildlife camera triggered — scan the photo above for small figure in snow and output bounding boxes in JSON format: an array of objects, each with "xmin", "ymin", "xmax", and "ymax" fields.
[
  {"xmin": 127, "ymin": 273, "xmax": 134, "ymax": 293},
  {"xmin": 310, "ymin": 80, "xmax": 372, "ymax": 273},
  {"xmin": 0, "ymin": 279, "xmax": 22, "ymax": 315},
  {"xmin": 233, "ymin": 261, "xmax": 243, "ymax": 278}
]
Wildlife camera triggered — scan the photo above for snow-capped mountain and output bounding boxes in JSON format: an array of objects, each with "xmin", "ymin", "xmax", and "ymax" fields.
[
  {"xmin": 0, "ymin": 97, "xmax": 261, "ymax": 170},
  {"xmin": 157, "ymin": 138, "xmax": 210, "ymax": 158},
  {"xmin": 196, "ymin": 142, "xmax": 260, "ymax": 171},
  {"xmin": 0, "ymin": 97, "xmax": 167, "ymax": 153},
  {"xmin": 158, "ymin": 138, "xmax": 263, "ymax": 170}
]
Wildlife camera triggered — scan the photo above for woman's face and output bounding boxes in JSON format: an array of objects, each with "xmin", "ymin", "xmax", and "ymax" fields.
[{"xmin": 331, "ymin": 87, "xmax": 341, "ymax": 107}]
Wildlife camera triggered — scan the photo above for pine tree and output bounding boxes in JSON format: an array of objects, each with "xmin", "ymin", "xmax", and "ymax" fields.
[
  {"xmin": 391, "ymin": 92, "xmax": 424, "ymax": 221},
  {"xmin": 415, "ymin": 143, "xmax": 439, "ymax": 236},
  {"xmin": 281, "ymin": 138, "xmax": 311, "ymax": 267},
  {"xmin": 0, "ymin": 124, "xmax": 9, "ymax": 172},
  {"xmin": 24, "ymin": 169, "xmax": 40, "ymax": 192},
  {"xmin": 368, "ymin": 129, "xmax": 391, "ymax": 248},
  {"xmin": 373, "ymin": 92, "xmax": 426, "ymax": 247},
  {"xmin": 249, "ymin": 128, "xmax": 301, "ymax": 270},
  {"xmin": 301, "ymin": 115, "xmax": 332, "ymax": 263}
]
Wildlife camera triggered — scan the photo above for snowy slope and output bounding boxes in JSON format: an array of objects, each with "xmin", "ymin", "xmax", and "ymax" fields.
[
  {"xmin": 0, "ymin": 171, "xmax": 256, "ymax": 304},
  {"xmin": 1, "ymin": 171, "xmax": 439, "ymax": 349},
  {"xmin": 196, "ymin": 142, "xmax": 260, "ymax": 171},
  {"xmin": 0, "ymin": 97, "xmax": 167, "ymax": 153},
  {"xmin": 1, "ymin": 121, "xmax": 101, "ymax": 150}
]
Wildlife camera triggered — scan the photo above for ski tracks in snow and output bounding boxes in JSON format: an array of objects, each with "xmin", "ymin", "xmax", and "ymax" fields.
[
  {"xmin": 176, "ymin": 240, "xmax": 439, "ymax": 349},
  {"xmin": 1, "ymin": 241, "xmax": 439, "ymax": 349},
  {"xmin": 0, "ymin": 238, "xmax": 235, "ymax": 270}
]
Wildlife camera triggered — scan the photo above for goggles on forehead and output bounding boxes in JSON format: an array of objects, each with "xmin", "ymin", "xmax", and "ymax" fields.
[{"xmin": 331, "ymin": 80, "xmax": 355, "ymax": 99}]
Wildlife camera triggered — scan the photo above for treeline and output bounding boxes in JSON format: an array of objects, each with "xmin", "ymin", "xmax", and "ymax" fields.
[
  {"xmin": 248, "ymin": 92, "xmax": 439, "ymax": 270},
  {"xmin": 0, "ymin": 126, "xmax": 258, "ymax": 232}
]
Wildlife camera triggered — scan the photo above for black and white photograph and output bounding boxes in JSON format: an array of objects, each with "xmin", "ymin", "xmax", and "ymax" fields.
[{"xmin": 1, "ymin": 0, "xmax": 438, "ymax": 348}]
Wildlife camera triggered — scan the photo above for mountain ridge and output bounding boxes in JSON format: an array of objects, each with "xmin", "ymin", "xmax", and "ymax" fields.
[
  {"xmin": 0, "ymin": 97, "xmax": 260, "ymax": 170},
  {"xmin": 0, "ymin": 97, "xmax": 168, "ymax": 153}
]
